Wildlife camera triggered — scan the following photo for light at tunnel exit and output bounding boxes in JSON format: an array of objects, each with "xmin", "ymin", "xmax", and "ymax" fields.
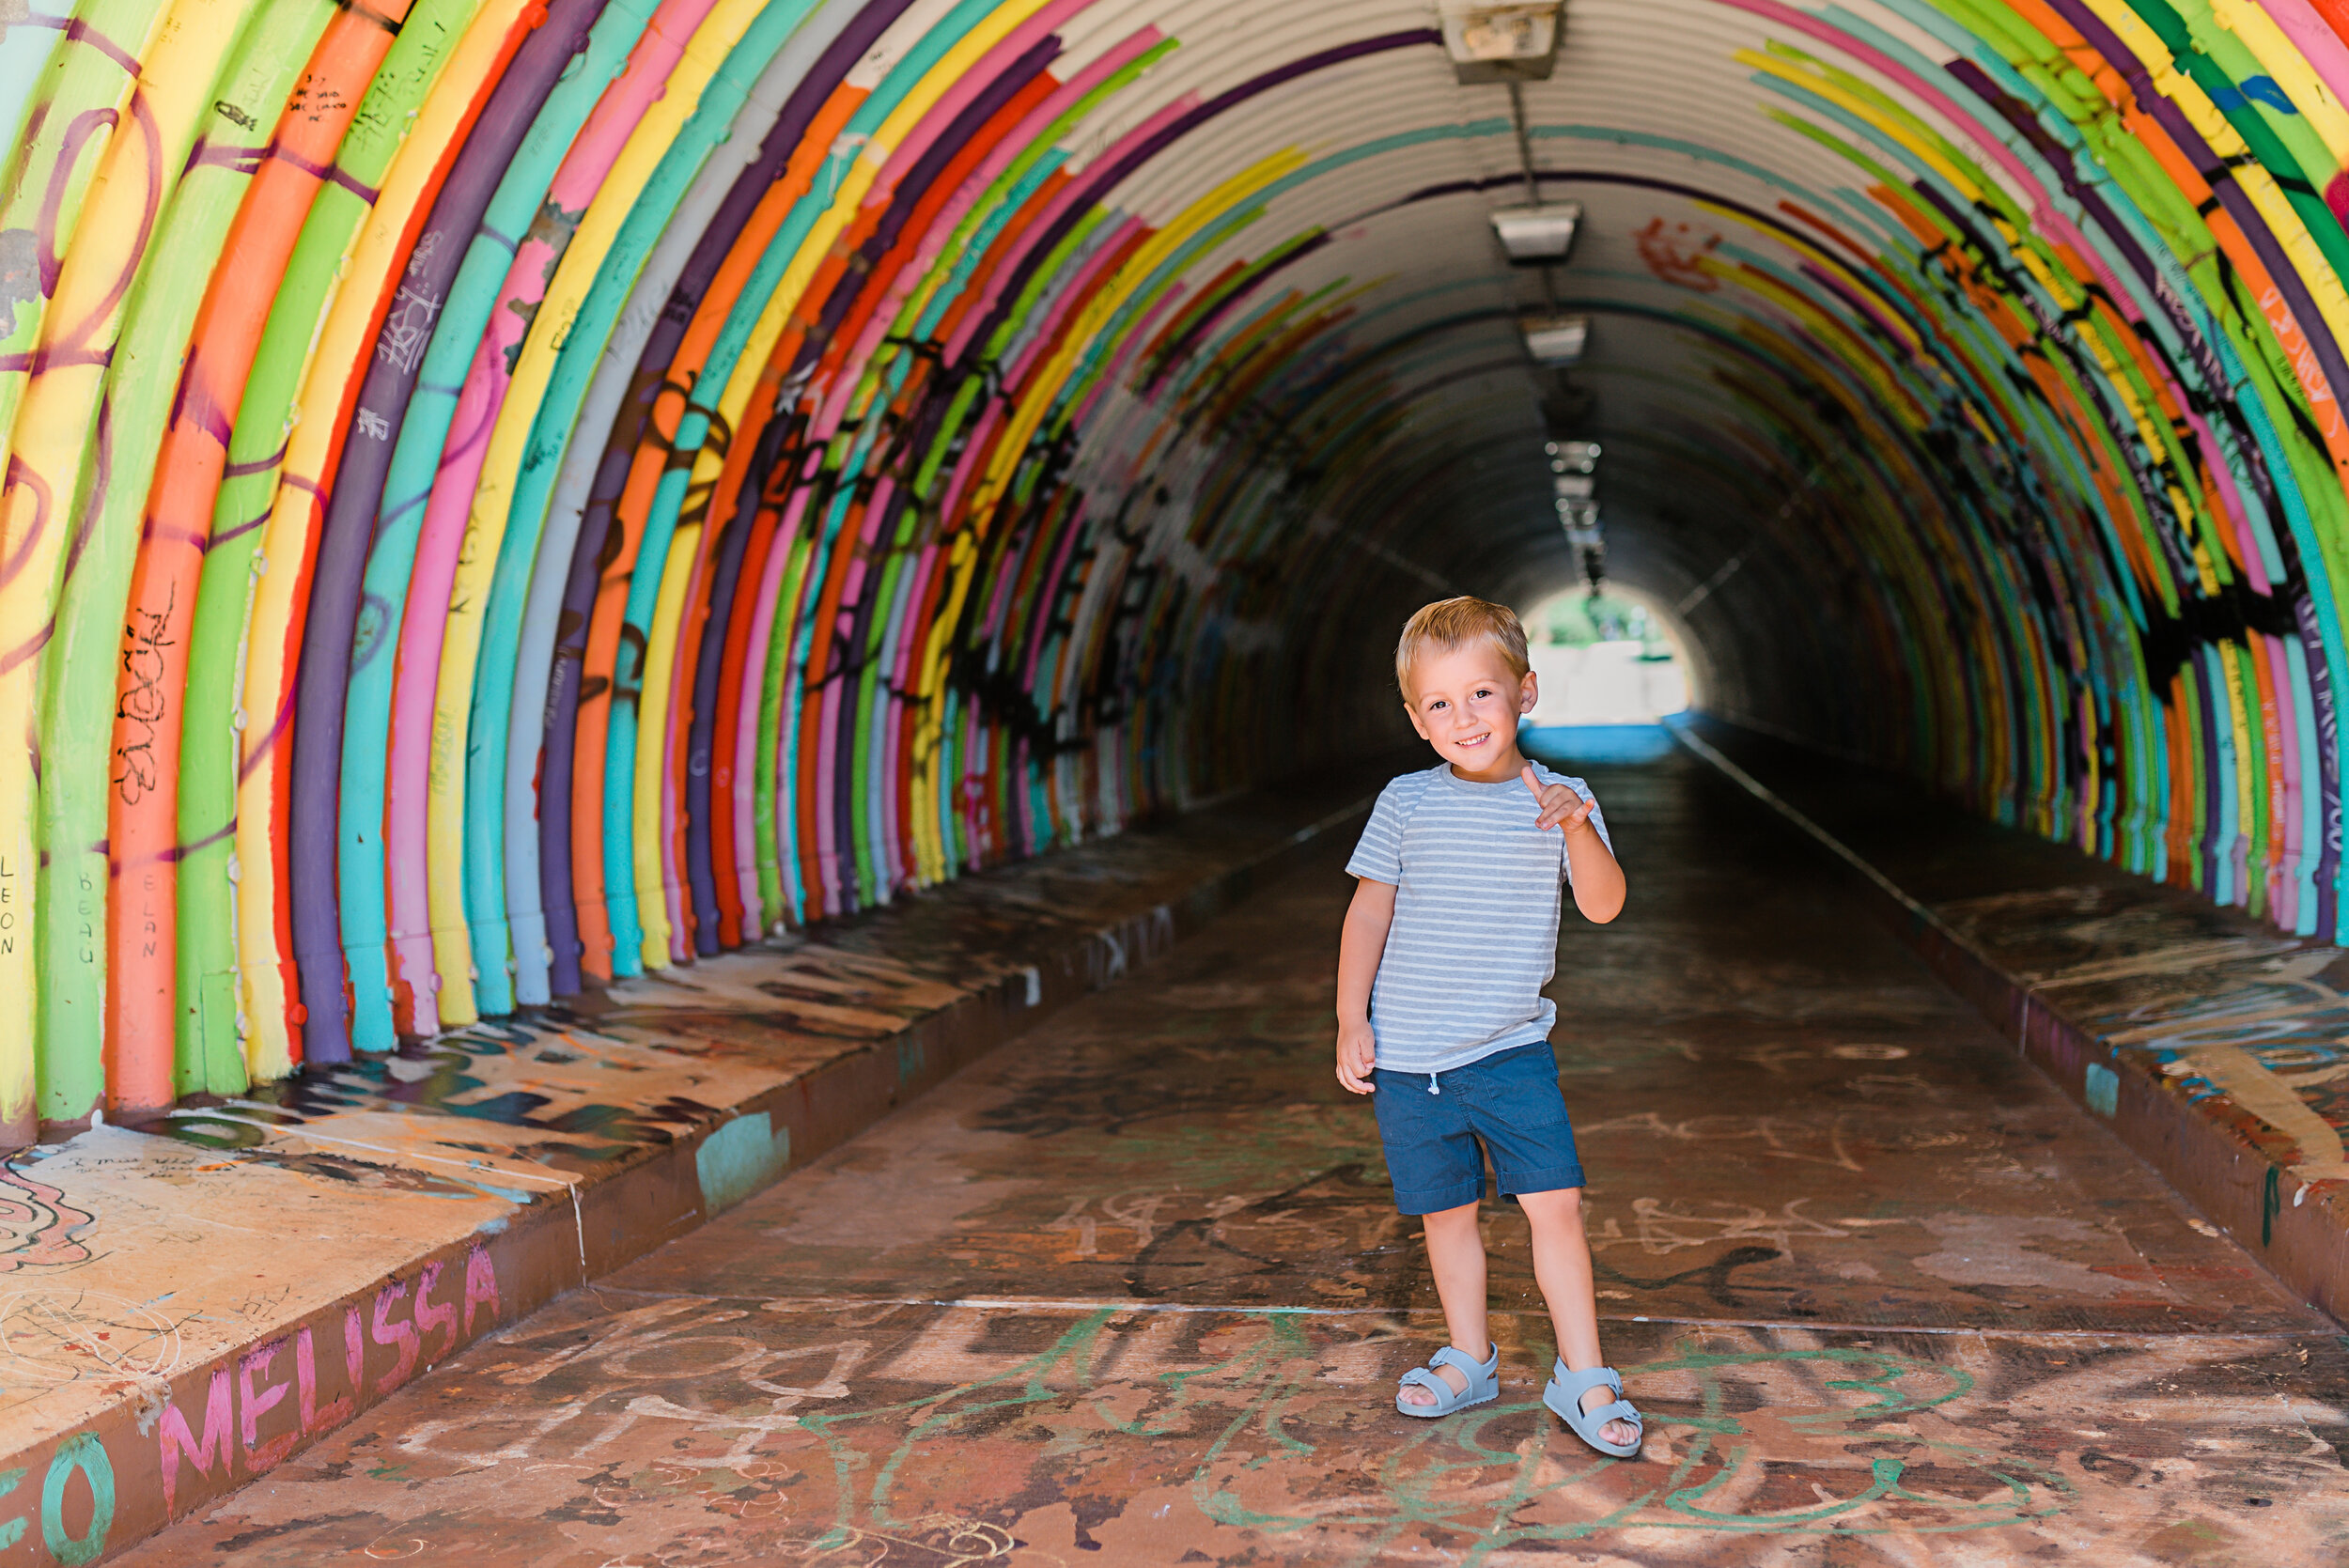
[{"xmin": 1518, "ymin": 587, "xmax": 1693, "ymax": 728}]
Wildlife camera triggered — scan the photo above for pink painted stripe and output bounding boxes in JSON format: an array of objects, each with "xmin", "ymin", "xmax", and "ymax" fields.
[
  {"xmin": 812, "ymin": 676, "xmax": 844, "ymax": 915},
  {"xmin": 812, "ymin": 4, "xmax": 1137, "ymax": 430},
  {"xmin": 2258, "ymin": 0, "xmax": 2349, "ymax": 117},
  {"xmin": 382, "ymin": 0, "xmax": 721, "ymax": 1024},
  {"xmin": 1004, "ymin": 210, "xmax": 1146, "ymax": 387},
  {"xmin": 943, "ymin": 88, "xmax": 1201, "ymax": 365},
  {"xmin": 732, "ymin": 486, "xmax": 815, "ymax": 928}
]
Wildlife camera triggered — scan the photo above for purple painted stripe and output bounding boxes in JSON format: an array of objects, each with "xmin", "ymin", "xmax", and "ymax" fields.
[
  {"xmin": 184, "ymin": 138, "xmax": 269, "ymax": 178},
  {"xmin": 206, "ymin": 507, "xmax": 274, "ymax": 551},
  {"xmin": 288, "ymin": 0, "xmax": 611, "ymax": 1062},
  {"xmin": 539, "ymin": 0, "xmax": 923, "ymax": 994},
  {"xmin": 327, "ymin": 163, "xmax": 379, "ymax": 204},
  {"xmin": 225, "ymin": 442, "xmax": 292, "ymax": 480},
  {"xmin": 956, "ymin": 30, "xmax": 1440, "ymax": 391},
  {"xmin": 61, "ymin": 15, "xmax": 141, "ymax": 74},
  {"xmin": 272, "ymin": 141, "xmax": 383, "ymax": 206}
]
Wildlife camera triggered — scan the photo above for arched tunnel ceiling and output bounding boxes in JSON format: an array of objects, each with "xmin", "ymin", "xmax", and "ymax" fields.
[{"xmin": 0, "ymin": 0, "xmax": 2341, "ymax": 1137}]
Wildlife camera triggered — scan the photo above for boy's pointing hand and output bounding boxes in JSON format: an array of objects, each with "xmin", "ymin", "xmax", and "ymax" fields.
[{"xmin": 1521, "ymin": 764, "xmax": 1596, "ymax": 832}]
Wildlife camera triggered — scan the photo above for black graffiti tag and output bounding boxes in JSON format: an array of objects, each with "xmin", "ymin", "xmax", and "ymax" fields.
[{"xmin": 115, "ymin": 582, "xmax": 174, "ymax": 805}]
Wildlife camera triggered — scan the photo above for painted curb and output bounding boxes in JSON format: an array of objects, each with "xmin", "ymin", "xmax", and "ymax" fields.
[{"xmin": 0, "ymin": 792, "xmax": 1369, "ymax": 1566}]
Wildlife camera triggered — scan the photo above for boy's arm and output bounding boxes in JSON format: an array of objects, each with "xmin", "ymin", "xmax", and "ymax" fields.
[
  {"xmin": 1335, "ymin": 877, "xmax": 1396, "ymax": 1094},
  {"xmin": 1523, "ymin": 766, "xmax": 1626, "ymax": 924},
  {"xmin": 1563, "ymin": 820, "xmax": 1626, "ymax": 924}
]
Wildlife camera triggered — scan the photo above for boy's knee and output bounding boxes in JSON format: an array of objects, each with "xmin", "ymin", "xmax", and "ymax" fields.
[
  {"xmin": 1519, "ymin": 1186, "xmax": 1585, "ymax": 1223},
  {"xmin": 1419, "ymin": 1199, "xmax": 1482, "ymax": 1233}
]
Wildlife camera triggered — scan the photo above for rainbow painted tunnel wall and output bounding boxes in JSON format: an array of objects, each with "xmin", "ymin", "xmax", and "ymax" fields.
[{"xmin": 4, "ymin": 0, "xmax": 2348, "ymax": 1141}]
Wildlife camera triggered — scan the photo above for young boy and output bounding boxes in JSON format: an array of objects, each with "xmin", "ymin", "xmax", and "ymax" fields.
[{"xmin": 1336, "ymin": 596, "xmax": 1641, "ymax": 1457}]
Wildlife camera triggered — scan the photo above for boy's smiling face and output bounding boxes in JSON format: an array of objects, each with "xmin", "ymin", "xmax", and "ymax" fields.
[{"xmin": 1402, "ymin": 642, "xmax": 1538, "ymax": 782}]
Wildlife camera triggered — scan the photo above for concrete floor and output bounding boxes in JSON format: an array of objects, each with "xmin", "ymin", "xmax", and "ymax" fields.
[{"xmin": 118, "ymin": 745, "xmax": 2349, "ymax": 1565}]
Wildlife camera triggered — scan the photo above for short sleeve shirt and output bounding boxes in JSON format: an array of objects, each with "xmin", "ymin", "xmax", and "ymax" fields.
[{"xmin": 1346, "ymin": 761, "xmax": 1610, "ymax": 1075}]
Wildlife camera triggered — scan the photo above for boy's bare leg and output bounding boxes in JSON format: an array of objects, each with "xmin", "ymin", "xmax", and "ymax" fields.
[
  {"xmin": 1517, "ymin": 1188, "xmax": 1639, "ymax": 1445},
  {"xmin": 1399, "ymin": 1200, "xmax": 1489, "ymax": 1405}
]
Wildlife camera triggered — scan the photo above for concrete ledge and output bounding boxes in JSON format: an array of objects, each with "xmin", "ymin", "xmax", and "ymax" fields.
[
  {"xmin": 0, "ymin": 783, "xmax": 1373, "ymax": 1567},
  {"xmin": 1672, "ymin": 717, "xmax": 2349, "ymax": 1325}
]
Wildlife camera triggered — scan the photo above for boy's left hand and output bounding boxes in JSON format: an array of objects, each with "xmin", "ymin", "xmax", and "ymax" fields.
[{"xmin": 1522, "ymin": 765, "xmax": 1596, "ymax": 832}]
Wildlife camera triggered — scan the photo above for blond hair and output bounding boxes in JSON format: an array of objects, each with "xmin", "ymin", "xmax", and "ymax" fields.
[{"xmin": 1394, "ymin": 596, "xmax": 1530, "ymax": 698}]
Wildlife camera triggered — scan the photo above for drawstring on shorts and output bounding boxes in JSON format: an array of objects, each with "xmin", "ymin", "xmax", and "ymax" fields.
[{"xmin": 1427, "ymin": 1071, "xmax": 1440, "ymax": 1095}]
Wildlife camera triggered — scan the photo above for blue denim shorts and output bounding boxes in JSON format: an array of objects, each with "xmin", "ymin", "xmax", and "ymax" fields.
[{"xmin": 1372, "ymin": 1040, "xmax": 1585, "ymax": 1215}]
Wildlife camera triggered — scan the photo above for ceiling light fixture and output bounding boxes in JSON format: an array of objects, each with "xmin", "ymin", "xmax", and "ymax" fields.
[
  {"xmin": 1440, "ymin": 2, "xmax": 1566, "ymax": 83},
  {"xmin": 1550, "ymin": 439, "xmax": 1601, "ymax": 474},
  {"xmin": 1489, "ymin": 201, "xmax": 1581, "ymax": 264},
  {"xmin": 1520, "ymin": 312, "xmax": 1589, "ymax": 365}
]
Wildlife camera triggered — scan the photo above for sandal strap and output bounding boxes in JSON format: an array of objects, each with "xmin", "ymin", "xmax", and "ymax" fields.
[
  {"xmin": 1397, "ymin": 1366, "xmax": 1467, "ymax": 1408},
  {"xmin": 1548, "ymin": 1361, "xmax": 1623, "ymax": 1402},
  {"xmin": 1575, "ymin": 1397, "xmax": 1641, "ymax": 1431},
  {"xmin": 1430, "ymin": 1343, "xmax": 1497, "ymax": 1378}
]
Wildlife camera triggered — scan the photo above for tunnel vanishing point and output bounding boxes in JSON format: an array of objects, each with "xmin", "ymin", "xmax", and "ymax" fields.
[{"xmin": 0, "ymin": 0, "xmax": 2341, "ymax": 1150}]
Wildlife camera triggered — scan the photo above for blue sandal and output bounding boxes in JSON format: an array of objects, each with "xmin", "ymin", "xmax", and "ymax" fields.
[
  {"xmin": 1394, "ymin": 1342, "xmax": 1500, "ymax": 1418},
  {"xmin": 1545, "ymin": 1360, "xmax": 1643, "ymax": 1457}
]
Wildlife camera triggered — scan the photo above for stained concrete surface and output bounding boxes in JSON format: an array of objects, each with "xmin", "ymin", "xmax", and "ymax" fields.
[
  {"xmin": 1687, "ymin": 716, "xmax": 2349, "ymax": 1322},
  {"xmin": 116, "ymin": 742, "xmax": 2349, "ymax": 1565},
  {"xmin": 0, "ymin": 773, "xmax": 1389, "ymax": 1563}
]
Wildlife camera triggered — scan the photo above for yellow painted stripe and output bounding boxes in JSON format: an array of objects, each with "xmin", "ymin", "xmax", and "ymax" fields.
[
  {"xmin": 2209, "ymin": 0, "xmax": 2349, "ymax": 170},
  {"xmin": 433, "ymin": 0, "xmax": 770, "ymax": 996},
  {"xmin": 634, "ymin": 0, "xmax": 1057, "ymax": 947},
  {"xmin": 0, "ymin": 0, "xmax": 186, "ymax": 1130},
  {"xmin": 237, "ymin": 0, "xmax": 508, "ymax": 1066}
]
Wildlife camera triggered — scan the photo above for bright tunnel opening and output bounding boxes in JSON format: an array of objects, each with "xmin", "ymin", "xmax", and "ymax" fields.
[{"xmin": 1518, "ymin": 585, "xmax": 1695, "ymax": 728}]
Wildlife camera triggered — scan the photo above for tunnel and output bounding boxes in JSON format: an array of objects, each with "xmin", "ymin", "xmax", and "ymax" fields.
[
  {"xmin": 7, "ymin": 0, "xmax": 2349, "ymax": 1560},
  {"xmin": 9, "ymin": 0, "xmax": 2342, "ymax": 1134}
]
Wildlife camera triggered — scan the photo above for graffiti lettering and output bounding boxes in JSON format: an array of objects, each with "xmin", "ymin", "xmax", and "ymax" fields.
[
  {"xmin": 294, "ymin": 1322, "xmax": 352, "ymax": 1435},
  {"xmin": 375, "ymin": 283, "xmax": 440, "ymax": 375},
  {"xmin": 1636, "ymin": 215, "xmax": 1720, "ymax": 290},
  {"xmin": 238, "ymin": 1341, "xmax": 296, "ymax": 1473},
  {"xmin": 39, "ymin": 1433, "xmax": 112, "ymax": 1566},
  {"xmin": 155, "ymin": 1367, "xmax": 229, "ymax": 1514},
  {"xmin": 370, "ymin": 1279, "xmax": 421, "ymax": 1396},
  {"xmin": 0, "ymin": 1164, "xmax": 92, "ymax": 1272},
  {"xmin": 462, "ymin": 1240, "xmax": 500, "ymax": 1334},
  {"xmin": 113, "ymin": 582, "xmax": 173, "ymax": 805},
  {"xmin": 145, "ymin": 1246, "xmax": 501, "ymax": 1524}
]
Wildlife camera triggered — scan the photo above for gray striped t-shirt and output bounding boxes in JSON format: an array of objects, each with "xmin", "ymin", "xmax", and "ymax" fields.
[{"xmin": 1346, "ymin": 761, "xmax": 1610, "ymax": 1075}]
